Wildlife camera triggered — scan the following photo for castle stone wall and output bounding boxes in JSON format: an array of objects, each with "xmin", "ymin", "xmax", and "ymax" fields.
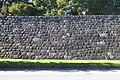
[{"xmin": 0, "ymin": 15, "xmax": 120, "ymax": 60}]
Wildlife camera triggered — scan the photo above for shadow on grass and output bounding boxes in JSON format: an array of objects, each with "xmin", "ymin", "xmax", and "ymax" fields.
[{"xmin": 0, "ymin": 61, "xmax": 120, "ymax": 71}]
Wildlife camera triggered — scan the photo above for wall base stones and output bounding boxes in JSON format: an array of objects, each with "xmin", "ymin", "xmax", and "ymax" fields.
[{"xmin": 0, "ymin": 15, "xmax": 120, "ymax": 60}]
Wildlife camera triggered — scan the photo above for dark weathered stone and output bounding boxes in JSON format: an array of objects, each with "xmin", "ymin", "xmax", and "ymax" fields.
[{"xmin": 0, "ymin": 16, "xmax": 120, "ymax": 60}]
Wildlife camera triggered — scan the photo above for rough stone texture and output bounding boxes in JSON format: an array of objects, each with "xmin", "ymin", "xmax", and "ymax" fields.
[{"xmin": 0, "ymin": 15, "xmax": 120, "ymax": 60}]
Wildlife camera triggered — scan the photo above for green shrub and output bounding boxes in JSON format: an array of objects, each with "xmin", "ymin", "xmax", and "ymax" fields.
[{"xmin": 8, "ymin": 2, "xmax": 37, "ymax": 16}]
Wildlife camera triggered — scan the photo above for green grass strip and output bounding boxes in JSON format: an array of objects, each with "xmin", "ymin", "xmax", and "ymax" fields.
[{"xmin": 0, "ymin": 59, "xmax": 120, "ymax": 70}]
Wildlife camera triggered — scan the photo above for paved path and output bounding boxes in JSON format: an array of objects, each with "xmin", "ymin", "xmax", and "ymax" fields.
[{"xmin": 0, "ymin": 70, "xmax": 120, "ymax": 80}]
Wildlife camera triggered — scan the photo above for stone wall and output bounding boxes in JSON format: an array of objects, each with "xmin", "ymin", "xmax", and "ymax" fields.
[{"xmin": 0, "ymin": 15, "xmax": 120, "ymax": 60}]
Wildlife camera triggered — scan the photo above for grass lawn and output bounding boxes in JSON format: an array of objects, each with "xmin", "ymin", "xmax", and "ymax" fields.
[{"xmin": 0, "ymin": 59, "xmax": 120, "ymax": 70}]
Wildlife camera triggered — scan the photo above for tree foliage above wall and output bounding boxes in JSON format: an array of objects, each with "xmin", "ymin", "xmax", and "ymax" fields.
[{"xmin": 0, "ymin": 0, "xmax": 120, "ymax": 16}]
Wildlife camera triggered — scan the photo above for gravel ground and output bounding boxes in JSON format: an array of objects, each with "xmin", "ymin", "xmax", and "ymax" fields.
[{"xmin": 0, "ymin": 70, "xmax": 120, "ymax": 80}]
